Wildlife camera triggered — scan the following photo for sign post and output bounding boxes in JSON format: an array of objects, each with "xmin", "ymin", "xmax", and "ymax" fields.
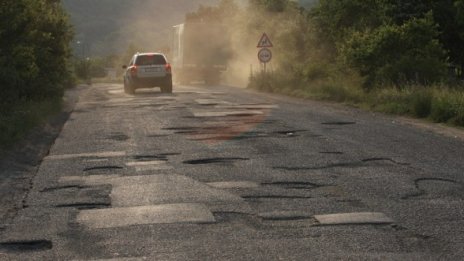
[{"xmin": 257, "ymin": 33, "xmax": 273, "ymax": 73}]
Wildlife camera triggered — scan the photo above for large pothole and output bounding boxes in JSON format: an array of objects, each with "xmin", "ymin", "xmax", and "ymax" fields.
[
  {"xmin": 408, "ymin": 178, "xmax": 463, "ymax": 199},
  {"xmin": 0, "ymin": 240, "xmax": 52, "ymax": 253}
]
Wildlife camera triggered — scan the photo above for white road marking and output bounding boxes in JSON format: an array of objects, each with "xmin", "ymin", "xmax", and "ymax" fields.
[
  {"xmin": 314, "ymin": 212, "xmax": 394, "ymax": 225},
  {"xmin": 45, "ymin": 151, "xmax": 126, "ymax": 160},
  {"xmin": 77, "ymin": 203, "xmax": 215, "ymax": 229}
]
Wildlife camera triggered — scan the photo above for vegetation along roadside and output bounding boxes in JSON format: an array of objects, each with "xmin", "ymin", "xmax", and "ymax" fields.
[
  {"xmin": 245, "ymin": 0, "xmax": 464, "ymax": 127},
  {"xmin": 0, "ymin": 0, "xmax": 74, "ymax": 149}
]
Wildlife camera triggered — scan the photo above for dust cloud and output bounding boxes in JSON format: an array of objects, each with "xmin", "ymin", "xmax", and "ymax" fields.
[{"xmin": 117, "ymin": 0, "xmax": 266, "ymax": 87}]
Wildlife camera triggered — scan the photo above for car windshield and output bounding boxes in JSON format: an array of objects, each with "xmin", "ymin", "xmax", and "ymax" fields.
[{"xmin": 135, "ymin": 55, "xmax": 166, "ymax": 66}]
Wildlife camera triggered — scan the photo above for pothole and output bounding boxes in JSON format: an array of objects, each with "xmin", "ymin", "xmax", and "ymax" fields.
[
  {"xmin": 175, "ymin": 130, "xmax": 198, "ymax": 134},
  {"xmin": 322, "ymin": 121, "xmax": 356, "ymax": 125},
  {"xmin": 132, "ymin": 155, "xmax": 169, "ymax": 161},
  {"xmin": 242, "ymin": 195, "xmax": 312, "ymax": 200},
  {"xmin": 183, "ymin": 157, "xmax": 249, "ymax": 165},
  {"xmin": 319, "ymin": 151, "xmax": 344, "ymax": 155},
  {"xmin": 146, "ymin": 134, "xmax": 171, "ymax": 138},
  {"xmin": 40, "ymin": 185, "xmax": 89, "ymax": 193},
  {"xmin": 261, "ymin": 181, "xmax": 323, "ymax": 190},
  {"xmin": 362, "ymin": 157, "xmax": 410, "ymax": 165},
  {"xmin": 403, "ymin": 178, "xmax": 462, "ymax": 199},
  {"xmin": 83, "ymin": 166, "xmax": 124, "ymax": 172},
  {"xmin": 0, "ymin": 240, "xmax": 52, "ymax": 252},
  {"xmin": 274, "ymin": 161, "xmax": 363, "ymax": 171},
  {"xmin": 273, "ymin": 130, "xmax": 308, "ymax": 137},
  {"xmin": 55, "ymin": 202, "xmax": 111, "ymax": 210}
]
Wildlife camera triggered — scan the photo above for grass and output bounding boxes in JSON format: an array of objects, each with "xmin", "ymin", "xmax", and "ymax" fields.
[
  {"xmin": 0, "ymin": 98, "xmax": 62, "ymax": 149},
  {"xmin": 249, "ymin": 71, "xmax": 464, "ymax": 127}
]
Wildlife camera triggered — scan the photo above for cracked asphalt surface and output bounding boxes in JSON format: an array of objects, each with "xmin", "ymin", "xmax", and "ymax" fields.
[{"xmin": 1, "ymin": 83, "xmax": 464, "ymax": 260}]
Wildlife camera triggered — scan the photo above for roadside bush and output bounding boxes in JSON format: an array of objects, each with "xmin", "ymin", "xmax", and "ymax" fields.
[
  {"xmin": 0, "ymin": 98, "xmax": 61, "ymax": 148},
  {"xmin": 0, "ymin": 0, "xmax": 73, "ymax": 148},
  {"xmin": 431, "ymin": 96, "xmax": 455, "ymax": 122},
  {"xmin": 430, "ymin": 90, "xmax": 464, "ymax": 123},
  {"xmin": 0, "ymin": 0, "xmax": 73, "ymax": 103},
  {"xmin": 340, "ymin": 14, "xmax": 448, "ymax": 88},
  {"xmin": 368, "ymin": 88, "xmax": 412, "ymax": 114},
  {"xmin": 411, "ymin": 89, "xmax": 433, "ymax": 118}
]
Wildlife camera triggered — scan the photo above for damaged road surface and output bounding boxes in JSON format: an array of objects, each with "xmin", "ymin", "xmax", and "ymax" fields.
[{"xmin": 1, "ymin": 83, "xmax": 464, "ymax": 260}]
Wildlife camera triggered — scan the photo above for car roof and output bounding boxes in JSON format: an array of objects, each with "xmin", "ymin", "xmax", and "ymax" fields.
[{"xmin": 136, "ymin": 52, "xmax": 165, "ymax": 56}]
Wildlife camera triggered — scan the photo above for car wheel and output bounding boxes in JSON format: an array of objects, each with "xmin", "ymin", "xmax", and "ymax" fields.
[
  {"xmin": 123, "ymin": 79, "xmax": 129, "ymax": 94},
  {"xmin": 124, "ymin": 79, "xmax": 135, "ymax": 95},
  {"xmin": 161, "ymin": 80, "xmax": 173, "ymax": 93}
]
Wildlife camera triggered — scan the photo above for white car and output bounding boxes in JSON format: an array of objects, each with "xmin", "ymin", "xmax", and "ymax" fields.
[{"xmin": 122, "ymin": 53, "xmax": 173, "ymax": 94}]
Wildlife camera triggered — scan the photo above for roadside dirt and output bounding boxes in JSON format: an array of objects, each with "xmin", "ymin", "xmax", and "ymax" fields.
[
  {"xmin": 396, "ymin": 116, "xmax": 464, "ymax": 141},
  {"xmin": 0, "ymin": 86, "xmax": 80, "ymax": 229}
]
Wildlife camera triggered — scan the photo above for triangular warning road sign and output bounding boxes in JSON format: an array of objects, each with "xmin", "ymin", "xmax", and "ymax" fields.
[{"xmin": 257, "ymin": 33, "xmax": 273, "ymax": 48}]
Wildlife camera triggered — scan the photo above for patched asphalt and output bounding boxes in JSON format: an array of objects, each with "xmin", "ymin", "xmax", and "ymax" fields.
[{"xmin": 1, "ymin": 83, "xmax": 463, "ymax": 260}]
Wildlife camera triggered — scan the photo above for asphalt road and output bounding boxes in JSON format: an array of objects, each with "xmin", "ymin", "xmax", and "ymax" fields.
[{"xmin": 1, "ymin": 83, "xmax": 463, "ymax": 260}]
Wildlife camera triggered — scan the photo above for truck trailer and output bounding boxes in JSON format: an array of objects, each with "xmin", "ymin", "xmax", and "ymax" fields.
[{"xmin": 171, "ymin": 23, "xmax": 230, "ymax": 85}]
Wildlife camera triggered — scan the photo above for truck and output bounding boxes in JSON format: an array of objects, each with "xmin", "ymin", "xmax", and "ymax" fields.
[{"xmin": 171, "ymin": 23, "xmax": 230, "ymax": 85}]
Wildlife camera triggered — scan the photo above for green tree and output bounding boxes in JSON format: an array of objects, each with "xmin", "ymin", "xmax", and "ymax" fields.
[
  {"xmin": 0, "ymin": 0, "xmax": 73, "ymax": 103},
  {"xmin": 341, "ymin": 14, "xmax": 448, "ymax": 88},
  {"xmin": 311, "ymin": 0, "xmax": 387, "ymax": 44},
  {"xmin": 432, "ymin": 0, "xmax": 464, "ymax": 77}
]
